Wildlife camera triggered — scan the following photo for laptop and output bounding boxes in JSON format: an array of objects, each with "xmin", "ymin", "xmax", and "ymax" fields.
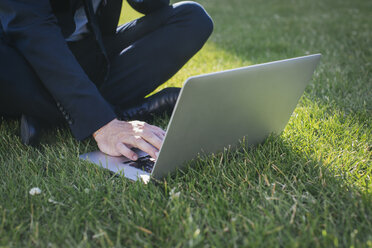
[{"xmin": 80, "ymin": 54, "xmax": 321, "ymax": 183}]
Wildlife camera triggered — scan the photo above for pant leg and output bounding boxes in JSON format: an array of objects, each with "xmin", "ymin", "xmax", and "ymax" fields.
[
  {"xmin": 0, "ymin": 39, "xmax": 64, "ymax": 126},
  {"xmin": 100, "ymin": 1, "xmax": 213, "ymax": 108}
]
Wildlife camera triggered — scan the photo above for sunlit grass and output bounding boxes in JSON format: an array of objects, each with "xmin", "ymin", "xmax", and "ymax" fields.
[{"xmin": 0, "ymin": 0, "xmax": 371, "ymax": 247}]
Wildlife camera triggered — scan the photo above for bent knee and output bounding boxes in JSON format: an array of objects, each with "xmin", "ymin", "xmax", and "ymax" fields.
[{"xmin": 174, "ymin": 1, "xmax": 214, "ymax": 37}]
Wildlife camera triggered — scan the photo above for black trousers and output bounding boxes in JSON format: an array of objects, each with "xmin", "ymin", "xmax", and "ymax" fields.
[{"xmin": 0, "ymin": 1, "xmax": 213, "ymax": 127}]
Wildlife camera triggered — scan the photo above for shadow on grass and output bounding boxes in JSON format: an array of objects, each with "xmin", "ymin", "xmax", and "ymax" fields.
[{"xmin": 162, "ymin": 134, "xmax": 372, "ymax": 246}]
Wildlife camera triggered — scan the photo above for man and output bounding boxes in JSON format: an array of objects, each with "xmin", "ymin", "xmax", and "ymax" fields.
[{"xmin": 0, "ymin": 0, "xmax": 213, "ymax": 161}]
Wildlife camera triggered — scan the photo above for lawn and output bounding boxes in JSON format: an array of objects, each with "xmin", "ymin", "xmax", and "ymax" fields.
[{"xmin": 0, "ymin": 0, "xmax": 371, "ymax": 247}]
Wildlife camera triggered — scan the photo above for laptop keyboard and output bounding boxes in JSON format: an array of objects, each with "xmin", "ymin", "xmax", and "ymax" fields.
[{"xmin": 124, "ymin": 155, "xmax": 155, "ymax": 173}]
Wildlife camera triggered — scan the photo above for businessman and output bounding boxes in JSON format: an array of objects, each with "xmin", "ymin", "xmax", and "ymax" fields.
[{"xmin": 0, "ymin": 0, "xmax": 213, "ymax": 160}]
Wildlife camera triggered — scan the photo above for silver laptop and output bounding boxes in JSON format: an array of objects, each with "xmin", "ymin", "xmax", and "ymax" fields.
[{"xmin": 80, "ymin": 54, "xmax": 321, "ymax": 183}]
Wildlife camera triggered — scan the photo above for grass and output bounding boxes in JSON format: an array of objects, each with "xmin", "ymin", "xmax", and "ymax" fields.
[{"xmin": 0, "ymin": 0, "xmax": 371, "ymax": 247}]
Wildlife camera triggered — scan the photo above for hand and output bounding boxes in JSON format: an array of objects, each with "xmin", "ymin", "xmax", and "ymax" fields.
[{"xmin": 93, "ymin": 119, "xmax": 165, "ymax": 160}]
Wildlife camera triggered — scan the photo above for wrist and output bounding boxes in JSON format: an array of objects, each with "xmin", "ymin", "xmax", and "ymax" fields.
[
  {"xmin": 93, "ymin": 126, "xmax": 104, "ymax": 139},
  {"xmin": 93, "ymin": 118, "xmax": 118, "ymax": 140}
]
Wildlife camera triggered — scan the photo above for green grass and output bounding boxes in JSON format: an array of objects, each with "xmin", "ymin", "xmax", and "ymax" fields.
[{"xmin": 1, "ymin": 0, "xmax": 371, "ymax": 247}]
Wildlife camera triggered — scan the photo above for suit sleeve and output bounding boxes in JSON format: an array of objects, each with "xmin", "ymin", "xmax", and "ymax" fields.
[{"xmin": 0, "ymin": 0, "xmax": 116, "ymax": 140}]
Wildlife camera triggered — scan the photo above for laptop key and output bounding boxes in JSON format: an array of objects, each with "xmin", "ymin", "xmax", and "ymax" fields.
[{"xmin": 125, "ymin": 155, "xmax": 155, "ymax": 173}]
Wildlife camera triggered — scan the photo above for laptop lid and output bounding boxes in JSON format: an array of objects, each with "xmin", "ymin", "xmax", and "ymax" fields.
[{"xmin": 151, "ymin": 54, "xmax": 321, "ymax": 179}]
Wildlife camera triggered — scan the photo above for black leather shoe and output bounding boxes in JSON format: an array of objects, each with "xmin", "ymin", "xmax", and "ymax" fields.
[
  {"xmin": 20, "ymin": 115, "xmax": 41, "ymax": 146},
  {"xmin": 120, "ymin": 87, "xmax": 181, "ymax": 121}
]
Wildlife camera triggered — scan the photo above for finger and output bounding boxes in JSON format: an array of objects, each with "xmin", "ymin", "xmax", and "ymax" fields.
[
  {"xmin": 116, "ymin": 143, "xmax": 138, "ymax": 161},
  {"xmin": 154, "ymin": 131, "xmax": 165, "ymax": 140},
  {"xmin": 142, "ymin": 123, "xmax": 165, "ymax": 144},
  {"xmin": 141, "ymin": 130, "xmax": 163, "ymax": 150},
  {"xmin": 132, "ymin": 136, "xmax": 159, "ymax": 159},
  {"xmin": 153, "ymin": 128, "xmax": 166, "ymax": 138},
  {"xmin": 156, "ymin": 129, "xmax": 166, "ymax": 137},
  {"xmin": 158, "ymin": 128, "xmax": 166, "ymax": 136},
  {"xmin": 147, "ymin": 123, "xmax": 166, "ymax": 136}
]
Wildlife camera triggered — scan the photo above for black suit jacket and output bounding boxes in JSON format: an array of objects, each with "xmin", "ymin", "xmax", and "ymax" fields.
[{"xmin": 0, "ymin": 0, "xmax": 168, "ymax": 140}]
